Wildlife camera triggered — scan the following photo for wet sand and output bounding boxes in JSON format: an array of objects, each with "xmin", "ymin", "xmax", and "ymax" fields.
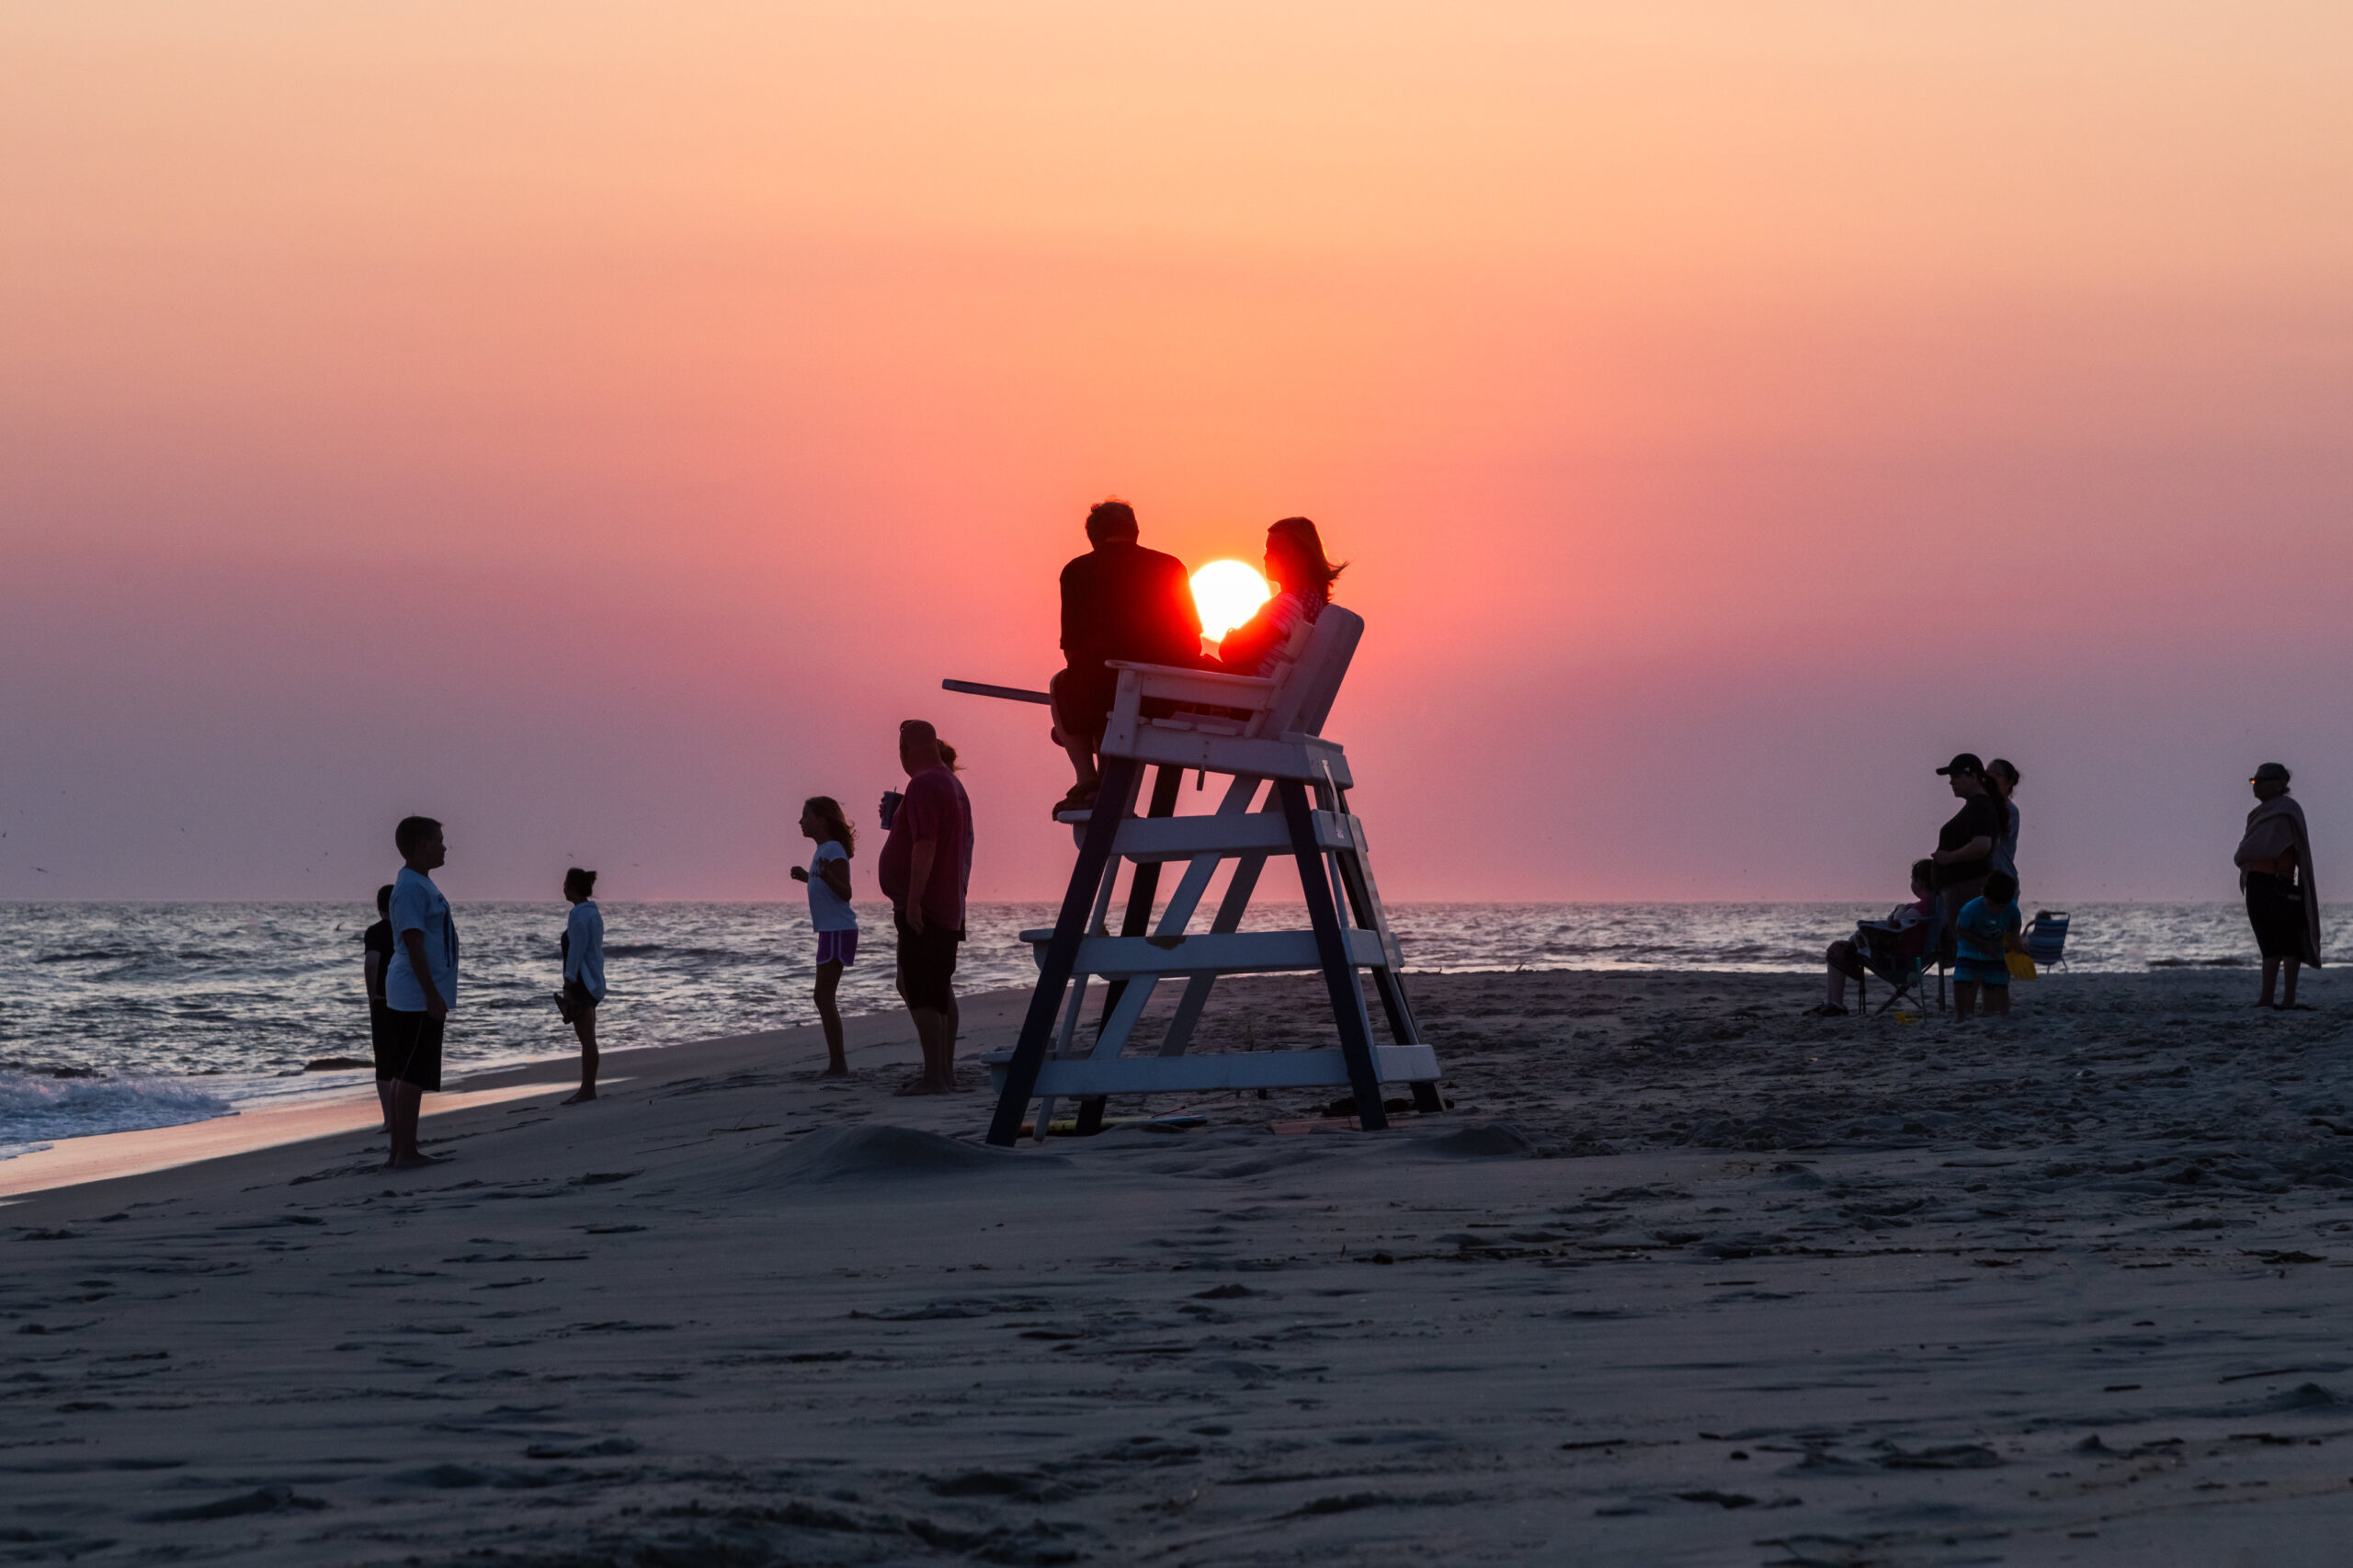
[{"xmin": 5, "ymin": 967, "xmax": 2351, "ymax": 1565}]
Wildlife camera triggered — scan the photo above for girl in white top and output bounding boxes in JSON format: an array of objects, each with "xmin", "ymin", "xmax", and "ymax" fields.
[
  {"xmin": 790, "ymin": 796, "xmax": 858, "ymax": 1075},
  {"xmin": 556, "ymin": 868, "xmax": 605, "ymax": 1105}
]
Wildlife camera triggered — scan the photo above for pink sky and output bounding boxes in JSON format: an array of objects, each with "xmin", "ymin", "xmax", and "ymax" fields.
[{"xmin": 5, "ymin": 3, "xmax": 2349, "ymax": 903}]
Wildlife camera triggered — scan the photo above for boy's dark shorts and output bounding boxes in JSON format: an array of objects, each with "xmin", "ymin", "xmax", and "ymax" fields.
[
  {"xmin": 894, "ymin": 912, "xmax": 962, "ymax": 1012},
  {"xmin": 377, "ymin": 1008, "xmax": 445, "ymax": 1091}
]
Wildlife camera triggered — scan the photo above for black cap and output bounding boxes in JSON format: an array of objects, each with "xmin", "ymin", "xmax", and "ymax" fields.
[
  {"xmin": 1935, "ymin": 753, "xmax": 1984, "ymax": 778},
  {"xmin": 2253, "ymin": 762, "xmax": 2291, "ymax": 785}
]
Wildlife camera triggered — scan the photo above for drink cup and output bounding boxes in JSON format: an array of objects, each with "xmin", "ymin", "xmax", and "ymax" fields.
[{"xmin": 880, "ymin": 790, "xmax": 903, "ymax": 830}]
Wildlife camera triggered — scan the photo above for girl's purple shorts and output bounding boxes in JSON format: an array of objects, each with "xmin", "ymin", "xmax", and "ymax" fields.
[{"xmin": 816, "ymin": 929, "xmax": 858, "ymax": 967}]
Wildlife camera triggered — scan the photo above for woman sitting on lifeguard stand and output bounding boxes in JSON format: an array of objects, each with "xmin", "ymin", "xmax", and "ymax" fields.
[{"xmin": 1215, "ymin": 516, "xmax": 1346, "ymax": 676}]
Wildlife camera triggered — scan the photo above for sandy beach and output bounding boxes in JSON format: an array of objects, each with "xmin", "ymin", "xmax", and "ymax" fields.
[{"xmin": 6, "ymin": 966, "xmax": 2352, "ymax": 1565}]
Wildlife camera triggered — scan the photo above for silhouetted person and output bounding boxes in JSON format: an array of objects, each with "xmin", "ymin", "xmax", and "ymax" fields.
[
  {"xmin": 382, "ymin": 816, "xmax": 458, "ymax": 1169},
  {"xmin": 554, "ymin": 867, "xmax": 604, "ymax": 1103},
  {"xmin": 1216, "ymin": 516, "xmax": 1345, "ymax": 675},
  {"xmin": 790, "ymin": 795, "xmax": 859, "ymax": 1075},
  {"xmin": 362, "ymin": 884, "xmax": 395, "ymax": 1130},
  {"xmin": 1050, "ymin": 499, "xmax": 1201, "ymax": 815},
  {"xmin": 1927, "ymin": 754, "xmax": 2002, "ymax": 966},
  {"xmin": 1986, "ymin": 757, "xmax": 2023, "ymax": 893},
  {"xmin": 2235, "ymin": 762, "xmax": 2322, "ymax": 1008},
  {"xmin": 879, "ymin": 720, "xmax": 972, "ymax": 1093},
  {"xmin": 1953, "ymin": 870, "xmax": 2023, "ymax": 1021},
  {"xmin": 1814, "ymin": 859, "xmax": 1937, "ymax": 1015}
]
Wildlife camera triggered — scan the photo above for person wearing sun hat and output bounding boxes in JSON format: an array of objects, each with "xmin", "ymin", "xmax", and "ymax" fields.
[{"xmin": 2235, "ymin": 761, "xmax": 2322, "ymax": 1007}]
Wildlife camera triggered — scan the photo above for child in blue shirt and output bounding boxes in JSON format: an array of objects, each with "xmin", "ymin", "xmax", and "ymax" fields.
[{"xmin": 1954, "ymin": 869, "xmax": 2023, "ymax": 1020}]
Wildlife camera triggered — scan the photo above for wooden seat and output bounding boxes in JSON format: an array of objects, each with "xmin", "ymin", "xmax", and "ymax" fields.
[{"xmin": 981, "ymin": 606, "xmax": 1443, "ymax": 1146}]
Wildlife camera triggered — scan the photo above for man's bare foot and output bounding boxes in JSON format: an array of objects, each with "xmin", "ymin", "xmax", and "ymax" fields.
[
  {"xmin": 386, "ymin": 1151, "xmax": 444, "ymax": 1170},
  {"xmin": 560, "ymin": 1088, "xmax": 597, "ymax": 1105},
  {"xmin": 894, "ymin": 1076, "xmax": 947, "ymax": 1096},
  {"xmin": 820, "ymin": 1065, "xmax": 849, "ymax": 1078}
]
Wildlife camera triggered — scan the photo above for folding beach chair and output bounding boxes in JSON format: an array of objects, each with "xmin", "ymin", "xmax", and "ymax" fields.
[
  {"xmin": 1858, "ymin": 942, "xmax": 1943, "ymax": 1017},
  {"xmin": 1863, "ymin": 952, "xmax": 1942, "ymax": 1016},
  {"xmin": 2024, "ymin": 911, "xmax": 2070, "ymax": 971}
]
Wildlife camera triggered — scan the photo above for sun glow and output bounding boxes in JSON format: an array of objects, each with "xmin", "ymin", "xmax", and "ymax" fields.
[{"xmin": 1190, "ymin": 560, "xmax": 1272, "ymax": 642}]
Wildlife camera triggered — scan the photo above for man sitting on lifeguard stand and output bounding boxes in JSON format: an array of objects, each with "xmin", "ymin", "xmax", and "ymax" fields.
[{"xmin": 1050, "ymin": 499, "xmax": 1202, "ymax": 818}]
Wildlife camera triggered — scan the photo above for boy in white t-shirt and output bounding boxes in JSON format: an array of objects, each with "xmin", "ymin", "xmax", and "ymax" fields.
[
  {"xmin": 790, "ymin": 796, "xmax": 859, "ymax": 1075},
  {"xmin": 382, "ymin": 814, "xmax": 459, "ymax": 1169}
]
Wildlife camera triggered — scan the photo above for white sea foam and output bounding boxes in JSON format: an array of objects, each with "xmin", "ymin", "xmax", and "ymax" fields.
[{"xmin": 0, "ymin": 1073, "xmax": 233, "ymax": 1157}]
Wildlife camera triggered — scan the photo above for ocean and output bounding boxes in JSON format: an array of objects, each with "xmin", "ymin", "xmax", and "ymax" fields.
[{"xmin": 0, "ymin": 900, "xmax": 2328, "ymax": 1155}]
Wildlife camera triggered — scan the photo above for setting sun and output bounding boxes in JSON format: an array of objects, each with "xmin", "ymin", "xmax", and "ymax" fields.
[{"xmin": 1189, "ymin": 560, "xmax": 1272, "ymax": 642}]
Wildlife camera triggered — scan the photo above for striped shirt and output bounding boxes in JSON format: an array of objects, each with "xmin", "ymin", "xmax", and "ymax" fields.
[{"xmin": 1217, "ymin": 588, "xmax": 1324, "ymax": 676}]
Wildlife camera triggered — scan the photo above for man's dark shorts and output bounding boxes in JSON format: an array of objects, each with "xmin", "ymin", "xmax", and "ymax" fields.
[
  {"xmin": 894, "ymin": 911, "xmax": 961, "ymax": 1012},
  {"xmin": 1051, "ymin": 665, "xmax": 1194, "ymax": 746},
  {"xmin": 377, "ymin": 1008, "xmax": 445, "ymax": 1092},
  {"xmin": 1051, "ymin": 665, "xmax": 1117, "ymax": 746}
]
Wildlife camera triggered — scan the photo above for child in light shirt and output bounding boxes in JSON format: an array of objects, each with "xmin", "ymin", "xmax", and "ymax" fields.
[{"xmin": 790, "ymin": 796, "xmax": 859, "ymax": 1076}]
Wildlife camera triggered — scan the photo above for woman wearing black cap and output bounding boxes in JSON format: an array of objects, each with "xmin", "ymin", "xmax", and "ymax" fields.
[
  {"xmin": 1928, "ymin": 754, "xmax": 2004, "ymax": 971},
  {"xmin": 2234, "ymin": 762, "xmax": 2322, "ymax": 1008}
]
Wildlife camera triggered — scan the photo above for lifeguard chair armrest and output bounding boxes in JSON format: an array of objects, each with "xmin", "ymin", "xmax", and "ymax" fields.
[
  {"xmin": 1096, "ymin": 723, "xmax": 1353, "ymax": 785},
  {"xmin": 1102, "ymin": 661, "xmax": 1278, "ymax": 709}
]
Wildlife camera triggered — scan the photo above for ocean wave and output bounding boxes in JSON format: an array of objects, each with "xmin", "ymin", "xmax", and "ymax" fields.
[{"xmin": 0, "ymin": 1073, "xmax": 234, "ymax": 1151}]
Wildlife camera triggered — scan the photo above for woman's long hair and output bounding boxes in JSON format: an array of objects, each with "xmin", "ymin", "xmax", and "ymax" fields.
[
  {"xmin": 1267, "ymin": 516, "xmax": 1345, "ymax": 607},
  {"xmin": 804, "ymin": 795, "xmax": 856, "ymax": 856}
]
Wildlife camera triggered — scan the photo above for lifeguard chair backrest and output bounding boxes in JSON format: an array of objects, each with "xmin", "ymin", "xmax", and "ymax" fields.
[{"xmin": 1259, "ymin": 606, "xmax": 1362, "ymax": 738}]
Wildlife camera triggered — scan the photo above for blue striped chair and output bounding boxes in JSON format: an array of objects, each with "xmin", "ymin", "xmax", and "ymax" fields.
[{"xmin": 2024, "ymin": 911, "xmax": 2071, "ymax": 971}]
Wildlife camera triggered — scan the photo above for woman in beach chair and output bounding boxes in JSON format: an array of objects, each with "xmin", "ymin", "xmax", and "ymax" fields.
[{"xmin": 1813, "ymin": 859, "xmax": 1937, "ymax": 1016}]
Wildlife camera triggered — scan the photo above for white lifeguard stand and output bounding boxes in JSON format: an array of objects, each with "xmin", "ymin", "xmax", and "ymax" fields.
[{"xmin": 955, "ymin": 608, "xmax": 1444, "ymax": 1148}]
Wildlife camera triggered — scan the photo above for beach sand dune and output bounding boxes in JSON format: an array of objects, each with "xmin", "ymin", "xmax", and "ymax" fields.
[{"xmin": 5, "ymin": 969, "xmax": 2352, "ymax": 1564}]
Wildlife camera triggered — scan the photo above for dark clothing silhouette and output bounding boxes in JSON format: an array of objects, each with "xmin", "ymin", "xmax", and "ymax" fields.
[{"xmin": 1053, "ymin": 540, "xmax": 1200, "ymax": 743}]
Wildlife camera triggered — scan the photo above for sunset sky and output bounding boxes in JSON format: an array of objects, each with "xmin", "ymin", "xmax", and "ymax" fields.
[{"xmin": 5, "ymin": 2, "xmax": 2349, "ymax": 903}]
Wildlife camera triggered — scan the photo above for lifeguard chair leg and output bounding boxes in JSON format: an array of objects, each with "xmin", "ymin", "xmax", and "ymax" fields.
[
  {"xmin": 1154, "ymin": 789, "xmax": 1280, "ymax": 1058},
  {"xmin": 1076, "ymin": 763, "xmax": 1185, "ymax": 1135},
  {"xmin": 988, "ymin": 755, "xmax": 1138, "ymax": 1147},
  {"xmin": 1278, "ymin": 778, "xmax": 1387, "ymax": 1130},
  {"xmin": 1326, "ymin": 846, "xmax": 1442, "ymax": 1111}
]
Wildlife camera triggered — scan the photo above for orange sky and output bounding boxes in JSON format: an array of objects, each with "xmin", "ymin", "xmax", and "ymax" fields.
[{"xmin": 4, "ymin": 2, "xmax": 2349, "ymax": 902}]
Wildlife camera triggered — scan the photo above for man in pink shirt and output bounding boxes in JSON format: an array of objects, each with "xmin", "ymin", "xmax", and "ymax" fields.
[{"xmin": 877, "ymin": 719, "xmax": 973, "ymax": 1094}]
